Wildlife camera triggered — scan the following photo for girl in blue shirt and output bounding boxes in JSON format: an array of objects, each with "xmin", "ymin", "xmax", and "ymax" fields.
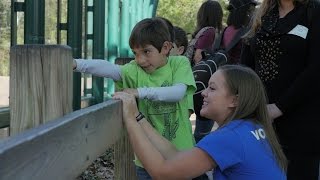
[{"xmin": 113, "ymin": 65, "xmax": 287, "ymax": 179}]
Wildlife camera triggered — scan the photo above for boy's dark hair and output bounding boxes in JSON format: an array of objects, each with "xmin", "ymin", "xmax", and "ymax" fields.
[
  {"xmin": 129, "ymin": 18, "xmax": 171, "ymax": 52},
  {"xmin": 193, "ymin": 0, "xmax": 223, "ymax": 37},
  {"xmin": 173, "ymin": 26, "xmax": 188, "ymax": 54}
]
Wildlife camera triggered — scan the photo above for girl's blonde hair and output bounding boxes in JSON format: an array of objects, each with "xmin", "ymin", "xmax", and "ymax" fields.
[{"xmin": 218, "ymin": 65, "xmax": 288, "ymax": 172}]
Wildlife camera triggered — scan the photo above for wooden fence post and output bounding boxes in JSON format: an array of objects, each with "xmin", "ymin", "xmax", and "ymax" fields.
[
  {"xmin": 113, "ymin": 57, "xmax": 137, "ymax": 180},
  {"xmin": 9, "ymin": 45, "xmax": 73, "ymax": 135},
  {"xmin": 113, "ymin": 132, "xmax": 137, "ymax": 180}
]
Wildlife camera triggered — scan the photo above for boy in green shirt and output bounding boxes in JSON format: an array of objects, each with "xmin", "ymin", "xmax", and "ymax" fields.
[{"xmin": 74, "ymin": 17, "xmax": 196, "ymax": 179}]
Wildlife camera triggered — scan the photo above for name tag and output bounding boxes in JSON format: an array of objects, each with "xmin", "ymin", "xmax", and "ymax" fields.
[{"xmin": 288, "ymin": 25, "xmax": 308, "ymax": 39}]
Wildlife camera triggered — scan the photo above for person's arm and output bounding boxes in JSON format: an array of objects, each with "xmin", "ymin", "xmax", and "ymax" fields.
[
  {"xmin": 73, "ymin": 59, "xmax": 122, "ymax": 81},
  {"xmin": 122, "ymin": 83, "xmax": 187, "ymax": 102},
  {"xmin": 267, "ymin": 104, "xmax": 283, "ymax": 121},
  {"xmin": 275, "ymin": 8, "xmax": 320, "ymax": 115},
  {"xmin": 137, "ymin": 83, "xmax": 187, "ymax": 102},
  {"xmin": 112, "ymin": 92, "xmax": 215, "ymax": 179},
  {"xmin": 194, "ymin": 28, "xmax": 215, "ymax": 63},
  {"xmin": 138, "ymin": 118, "xmax": 179, "ymax": 159},
  {"xmin": 240, "ymin": 43, "xmax": 255, "ymax": 69},
  {"xmin": 193, "ymin": 49, "xmax": 203, "ymax": 64}
]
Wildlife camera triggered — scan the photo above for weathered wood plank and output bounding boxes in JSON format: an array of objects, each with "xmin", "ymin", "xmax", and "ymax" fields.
[
  {"xmin": 0, "ymin": 96, "xmax": 100, "ymax": 129},
  {"xmin": 0, "ymin": 100, "xmax": 123, "ymax": 180},
  {"xmin": 9, "ymin": 45, "xmax": 73, "ymax": 135}
]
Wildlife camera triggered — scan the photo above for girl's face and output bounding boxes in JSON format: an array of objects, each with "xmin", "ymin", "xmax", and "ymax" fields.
[{"xmin": 200, "ymin": 70, "xmax": 237, "ymax": 125}]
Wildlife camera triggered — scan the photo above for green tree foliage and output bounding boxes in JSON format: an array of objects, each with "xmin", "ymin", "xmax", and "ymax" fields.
[
  {"xmin": 0, "ymin": 0, "xmax": 10, "ymax": 76},
  {"xmin": 156, "ymin": 0, "xmax": 229, "ymax": 35},
  {"xmin": 45, "ymin": 0, "xmax": 58, "ymax": 44},
  {"xmin": 156, "ymin": 0, "xmax": 203, "ymax": 35}
]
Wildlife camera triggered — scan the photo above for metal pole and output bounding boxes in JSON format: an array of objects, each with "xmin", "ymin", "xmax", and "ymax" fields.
[
  {"xmin": 143, "ymin": 0, "xmax": 150, "ymax": 18},
  {"xmin": 152, "ymin": 0, "xmax": 159, "ymax": 17},
  {"xmin": 10, "ymin": 0, "xmax": 18, "ymax": 46},
  {"xmin": 136, "ymin": 0, "xmax": 143, "ymax": 21},
  {"xmin": 128, "ymin": 0, "xmax": 137, "ymax": 57},
  {"xmin": 24, "ymin": 0, "xmax": 45, "ymax": 44},
  {"xmin": 67, "ymin": 0, "xmax": 83, "ymax": 110},
  {"xmin": 120, "ymin": 0, "xmax": 129, "ymax": 57},
  {"xmin": 92, "ymin": 0, "xmax": 105, "ymax": 104},
  {"xmin": 107, "ymin": 0, "xmax": 119, "ymax": 95}
]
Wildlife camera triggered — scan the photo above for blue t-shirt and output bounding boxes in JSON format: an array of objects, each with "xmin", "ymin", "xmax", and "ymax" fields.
[{"xmin": 196, "ymin": 120, "xmax": 286, "ymax": 180}]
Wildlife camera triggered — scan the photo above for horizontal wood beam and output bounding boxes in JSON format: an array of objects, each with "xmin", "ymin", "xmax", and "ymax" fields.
[
  {"xmin": 0, "ymin": 108, "xmax": 9, "ymax": 129},
  {"xmin": 0, "ymin": 97, "xmax": 99, "ymax": 129},
  {"xmin": 0, "ymin": 100, "xmax": 123, "ymax": 180}
]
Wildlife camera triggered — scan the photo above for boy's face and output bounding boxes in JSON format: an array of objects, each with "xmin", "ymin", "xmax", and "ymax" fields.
[
  {"xmin": 132, "ymin": 42, "xmax": 171, "ymax": 74},
  {"xmin": 169, "ymin": 43, "xmax": 185, "ymax": 56}
]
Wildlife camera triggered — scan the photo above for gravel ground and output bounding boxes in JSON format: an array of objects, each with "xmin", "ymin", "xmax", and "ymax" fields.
[{"xmin": 78, "ymin": 148, "xmax": 115, "ymax": 180}]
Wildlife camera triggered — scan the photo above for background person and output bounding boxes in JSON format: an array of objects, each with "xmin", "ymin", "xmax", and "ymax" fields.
[
  {"xmin": 241, "ymin": 0, "xmax": 320, "ymax": 179},
  {"xmin": 170, "ymin": 26, "xmax": 188, "ymax": 56}
]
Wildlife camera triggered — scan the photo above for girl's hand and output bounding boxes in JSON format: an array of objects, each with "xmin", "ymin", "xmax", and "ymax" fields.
[
  {"xmin": 123, "ymin": 88, "xmax": 139, "ymax": 98},
  {"xmin": 267, "ymin": 103, "xmax": 283, "ymax": 122},
  {"xmin": 193, "ymin": 49, "xmax": 203, "ymax": 64},
  {"xmin": 112, "ymin": 92, "xmax": 139, "ymax": 123}
]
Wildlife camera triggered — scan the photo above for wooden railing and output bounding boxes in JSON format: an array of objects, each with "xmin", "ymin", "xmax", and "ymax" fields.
[
  {"xmin": 0, "ymin": 100, "xmax": 132, "ymax": 180},
  {"xmin": 0, "ymin": 96, "xmax": 95, "ymax": 129}
]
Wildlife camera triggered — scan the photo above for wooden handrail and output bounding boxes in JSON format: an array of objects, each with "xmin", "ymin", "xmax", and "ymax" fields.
[{"xmin": 0, "ymin": 100, "xmax": 124, "ymax": 180}]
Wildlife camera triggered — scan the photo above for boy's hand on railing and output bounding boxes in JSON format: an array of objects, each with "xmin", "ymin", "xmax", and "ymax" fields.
[{"xmin": 123, "ymin": 88, "xmax": 139, "ymax": 98}]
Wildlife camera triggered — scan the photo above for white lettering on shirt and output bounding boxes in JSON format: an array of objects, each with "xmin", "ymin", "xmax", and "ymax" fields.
[{"xmin": 251, "ymin": 128, "xmax": 266, "ymax": 140}]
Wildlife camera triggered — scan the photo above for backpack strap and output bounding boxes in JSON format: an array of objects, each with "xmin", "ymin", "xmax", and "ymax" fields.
[
  {"xmin": 188, "ymin": 27, "xmax": 214, "ymax": 47},
  {"xmin": 212, "ymin": 27, "xmax": 248, "ymax": 53},
  {"xmin": 195, "ymin": 27, "xmax": 214, "ymax": 39},
  {"xmin": 224, "ymin": 27, "xmax": 248, "ymax": 52},
  {"xmin": 212, "ymin": 27, "xmax": 227, "ymax": 52}
]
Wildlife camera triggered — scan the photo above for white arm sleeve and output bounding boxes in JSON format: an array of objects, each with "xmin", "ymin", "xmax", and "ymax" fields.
[
  {"xmin": 74, "ymin": 59, "xmax": 122, "ymax": 81},
  {"xmin": 137, "ymin": 83, "xmax": 187, "ymax": 102}
]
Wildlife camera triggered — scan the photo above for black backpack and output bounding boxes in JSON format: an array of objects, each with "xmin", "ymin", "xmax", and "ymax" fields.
[{"xmin": 192, "ymin": 27, "xmax": 248, "ymax": 117}]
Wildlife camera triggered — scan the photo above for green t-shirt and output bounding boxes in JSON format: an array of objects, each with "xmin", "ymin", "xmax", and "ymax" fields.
[{"xmin": 116, "ymin": 56, "xmax": 196, "ymax": 167}]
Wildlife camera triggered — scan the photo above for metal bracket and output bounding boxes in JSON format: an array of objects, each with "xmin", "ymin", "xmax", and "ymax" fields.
[{"xmin": 14, "ymin": 2, "xmax": 25, "ymax": 12}]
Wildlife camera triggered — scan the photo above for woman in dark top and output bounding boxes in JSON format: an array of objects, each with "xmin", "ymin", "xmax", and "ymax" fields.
[{"xmin": 241, "ymin": 0, "xmax": 320, "ymax": 179}]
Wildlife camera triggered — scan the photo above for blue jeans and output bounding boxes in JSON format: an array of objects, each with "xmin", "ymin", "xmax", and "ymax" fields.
[
  {"xmin": 136, "ymin": 166, "xmax": 152, "ymax": 180},
  {"xmin": 194, "ymin": 117, "xmax": 214, "ymax": 143}
]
